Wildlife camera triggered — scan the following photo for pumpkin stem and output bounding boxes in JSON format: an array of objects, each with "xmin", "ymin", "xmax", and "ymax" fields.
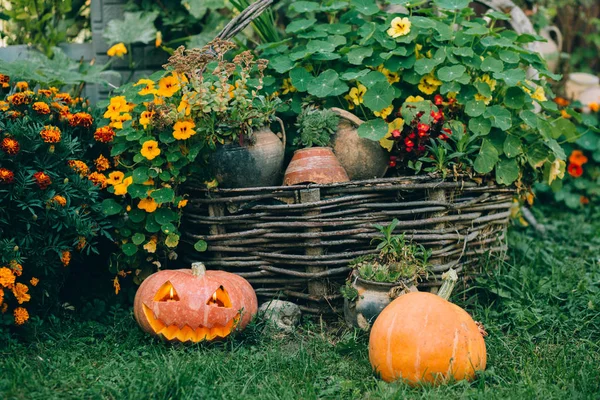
[
  {"xmin": 437, "ymin": 268, "xmax": 458, "ymax": 301},
  {"xmin": 191, "ymin": 262, "xmax": 206, "ymax": 278}
]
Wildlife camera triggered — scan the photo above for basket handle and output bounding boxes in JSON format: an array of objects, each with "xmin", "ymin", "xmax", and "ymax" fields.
[
  {"xmin": 217, "ymin": 0, "xmax": 274, "ymax": 40},
  {"xmin": 275, "ymin": 116, "xmax": 286, "ymax": 148},
  {"xmin": 331, "ymin": 107, "xmax": 364, "ymax": 127}
]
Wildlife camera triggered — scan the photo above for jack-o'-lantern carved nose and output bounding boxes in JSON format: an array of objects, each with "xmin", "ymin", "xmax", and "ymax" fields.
[
  {"xmin": 207, "ymin": 286, "xmax": 232, "ymax": 308},
  {"xmin": 153, "ymin": 281, "xmax": 180, "ymax": 301}
]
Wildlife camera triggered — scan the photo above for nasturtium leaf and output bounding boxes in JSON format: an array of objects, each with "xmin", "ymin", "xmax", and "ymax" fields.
[
  {"xmin": 307, "ymin": 69, "xmax": 338, "ymax": 97},
  {"xmin": 440, "ymin": 81, "xmax": 461, "ymax": 94},
  {"xmin": 347, "ymin": 47, "xmax": 373, "ymax": 65},
  {"xmin": 351, "ymin": 0, "xmax": 379, "ymax": 15},
  {"xmin": 306, "ymin": 40, "xmax": 337, "ymax": 54},
  {"xmin": 270, "ymin": 55, "xmax": 295, "ymax": 73},
  {"xmin": 465, "ymin": 100, "xmax": 486, "ymax": 117},
  {"xmin": 145, "ymin": 215, "xmax": 161, "ymax": 233},
  {"xmin": 411, "ymin": 17, "xmax": 436, "ymax": 29},
  {"xmin": 289, "ymin": 68, "xmax": 312, "ymax": 92},
  {"xmin": 552, "ymin": 118, "xmax": 578, "ymax": 143},
  {"xmin": 481, "ymin": 57, "xmax": 504, "ymax": 73},
  {"xmin": 312, "ymin": 52, "xmax": 341, "ymax": 61},
  {"xmin": 101, "ymin": 199, "xmax": 123, "ymax": 216},
  {"xmin": 290, "ymin": 1, "xmax": 319, "ymax": 12},
  {"xmin": 132, "ymin": 167, "xmax": 149, "ymax": 184},
  {"xmin": 127, "ymin": 184, "xmax": 148, "ymax": 199},
  {"xmin": 165, "ymin": 234, "xmax": 180, "ymax": 248},
  {"xmin": 468, "ymin": 116, "xmax": 492, "ymax": 135},
  {"xmin": 328, "ymin": 78, "xmax": 349, "ymax": 96},
  {"xmin": 504, "ymin": 86, "xmax": 526, "ymax": 109},
  {"xmin": 340, "ymin": 69, "xmax": 370, "ymax": 81},
  {"xmin": 486, "ymin": 11, "xmax": 511, "ymax": 20},
  {"xmin": 437, "ymin": 65, "xmax": 466, "ymax": 82},
  {"xmin": 128, "ymin": 209, "xmax": 146, "ymax": 223},
  {"xmin": 132, "ymin": 233, "xmax": 145, "ymax": 246},
  {"xmin": 361, "ymin": 71, "xmax": 388, "ymax": 88},
  {"xmin": 452, "ymin": 47, "xmax": 474, "ymax": 57},
  {"xmin": 464, "ymin": 24, "xmax": 489, "ymax": 35},
  {"xmin": 519, "ymin": 110, "xmax": 539, "ymax": 129},
  {"xmin": 110, "ymin": 142, "xmax": 129, "ymax": 157},
  {"xmin": 194, "ymin": 240, "xmax": 208, "ymax": 252},
  {"xmin": 151, "ymin": 188, "xmax": 175, "ymax": 204},
  {"xmin": 414, "ymin": 58, "xmax": 439, "ymax": 75},
  {"xmin": 161, "ymin": 223, "xmax": 177, "ymax": 235},
  {"xmin": 285, "ymin": 18, "xmax": 317, "ymax": 33},
  {"xmin": 122, "ymin": 243, "xmax": 138, "ymax": 256},
  {"xmin": 484, "ymin": 105, "xmax": 512, "ymax": 131},
  {"xmin": 155, "ymin": 208, "xmax": 177, "ymax": 225},
  {"xmin": 527, "ymin": 142, "xmax": 550, "ymax": 168},
  {"xmin": 495, "ymin": 157, "xmax": 519, "ymax": 185},
  {"xmin": 363, "ymin": 82, "xmax": 394, "ymax": 112},
  {"xmin": 537, "ymin": 119, "xmax": 554, "ymax": 140},
  {"xmin": 357, "ymin": 119, "xmax": 388, "ymax": 141},
  {"xmin": 432, "ymin": 0, "xmax": 470, "ymax": 9},
  {"xmin": 503, "ymin": 135, "xmax": 523, "ymax": 158},
  {"xmin": 499, "ymin": 50, "xmax": 520, "ymax": 64},
  {"xmin": 474, "ymin": 140, "xmax": 499, "ymax": 174},
  {"xmin": 474, "ymin": 81, "xmax": 492, "ymax": 97},
  {"xmin": 493, "ymin": 68, "xmax": 527, "ymax": 86},
  {"xmin": 545, "ymin": 138, "xmax": 566, "ymax": 160},
  {"xmin": 321, "ymin": 23, "xmax": 351, "ymax": 35}
]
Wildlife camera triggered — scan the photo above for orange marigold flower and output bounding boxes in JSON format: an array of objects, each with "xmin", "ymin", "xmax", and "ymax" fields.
[
  {"xmin": 0, "ymin": 74, "xmax": 9, "ymax": 87},
  {"xmin": 1, "ymin": 303, "xmax": 7, "ymax": 313},
  {"xmin": 38, "ymin": 89, "xmax": 53, "ymax": 97},
  {"xmin": 15, "ymin": 81, "xmax": 28, "ymax": 91},
  {"xmin": 12, "ymin": 283, "xmax": 30, "ymax": 304},
  {"xmin": 0, "ymin": 100, "xmax": 9, "ymax": 111},
  {"xmin": 0, "ymin": 267, "xmax": 16, "ymax": 288},
  {"xmin": 94, "ymin": 155, "xmax": 111, "ymax": 172},
  {"xmin": 33, "ymin": 171, "xmax": 52, "ymax": 189},
  {"xmin": 589, "ymin": 102, "xmax": 600, "ymax": 113},
  {"xmin": 9, "ymin": 261, "xmax": 22, "ymax": 276},
  {"xmin": 580, "ymin": 196, "xmax": 590, "ymax": 205},
  {"xmin": 88, "ymin": 172, "xmax": 108, "ymax": 188},
  {"xmin": 0, "ymin": 287, "xmax": 3, "ymax": 304},
  {"xmin": 560, "ymin": 109, "xmax": 572, "ymax": 119},
  {"xmin": 40, "ymin": 125, "xmax": 61, "ymax": 143},
  {"xmin": 67, "ymin": 160, "xmax": 89, "ymax": 177},
  {"xmin": 68, "ymin": 112, "xmax": 94, "ymax": 128},
  {"xmin": 0, "ymin": 168, "xmax": 14, "ymax": 184},
  {"xmin": 1, "ymin": 137, "xmax": 20, "ymax": 155},
  {"xmin": 50, "ymin": 101, "xmax": 69, "ymax": 113},
  {"xmin": 113, "ymin": 276, "xmax": 120, "ymax": 294},
  {"xmin": 61, "ymin": 250, "xmax": 71, "ymax": 267},
  {"xmin": 7, "ymin": 92, "xmax": 31, "ymax": 106},
  {"xmin": 54, "ymin": 92, "xmax": 72, "ymax": 104},
  {"xmin": 94, "ymin": 126, "xmax": 116, "ymax": 143},
  {"xmin": 32, "ymin": 101, "xmax": 51, "ymax": 115},
  {"xmin": 30, "ymin": 277, "xmax": 39, "ymax": 286},
  {"xmin": 51, "ymin": 195, "xmax": 67, "ymax": 207},
  {"xmin": 6, "ymin": 110, "xmax": 21, "ymax": 119},
  {"xmin": 76, "ymin": 236, "xmax": 86, "ymax": 251},
  {"xmin": 14, "ymin": 307, "xmax": 29, "ymax": 325},
  {"xmin": 568, "ymin": 150, "xmax": 588, "ymax": 166},
  {"xmin": 567, "ymin": 163, "xmax": 583, "ymax": 178}
]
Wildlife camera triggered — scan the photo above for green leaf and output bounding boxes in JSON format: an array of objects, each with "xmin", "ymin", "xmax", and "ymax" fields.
[
  {"xmin": 503, "ymin": 136, "xmax": 523, "ymax": 158},
  {"xmin": 103, "ymin": 11, "xmax": 158, "ymax": 45},
  {"xmin": 132, "ymin": 233, "xmax": 145, "ymax": 245},
  {"xmin": 306, "ymin": 40, "xmax": 337, "ymax": 54},
  {"xmin": 453, "ymin": 47, "xmax": 474, "ymax": 57},
  {"xmin": 414, "ymin": 58, "xmax": 439, "ymax": 75},
  {"xmin": 127, "ymin": 184, "xmax": 149, "ymax": 199},
  {"xmin": 340, "ymin": 69, "xmax": 370, "ymax": 81},
  {"xmin": 122, "ymin": 243, "xmax": 138, "ymax": 256},
  {"xmin": 194, "ymin": 240, "xmax": 208, "ymax": 252},
  {"xmin": 102, "ymin": 199, "xmax": 123, "ymax": 216},
  {"xmin": 433, "ymin": 0, "xmax": 470, "ymax": 9},
  {"xmin": 357, "ymin": 119, "xmax": 388, "ymax": 141},
  {"xmin": 504, "ymin": 87, "xmax": 526, "ymax": 109},
  {"xmin": 289, "ymin": 68, "xmax": 312, "ymax": 92},
  {"xmin": 132, "ymin": 167, "xmax": 149, "ymax": 184},
  {"xmin": 183, "ymin": 0, "xmax": 222, "ymax": 18},
  {"xmin": 437, "ymin": 65, "xmax": 466, "ymax": 82},
  {"xmin": 285, "ymin": 18, "xmax": 316, "ymax": 34},
  {"xmin": 128, "ymin": 209, "xmax": 146, "ymax": 223},
  {"xmin": 165, "ymin": 234, "xmax": 180, "ymax": 248},
  {"xmin": 155, "ymin": 208, "xmax": 177, "ymax": 225},
  {"xmin": 468, "ymin": 116, "xmax": 492, "ymax": 135},
  {"xmin": 363, "ymin": 82, "xmax": 394, "ymax": 112},
  {"xmin": 481, "ymin": 57, "xmax": 504, "ymax": 73},
  {"xmin": 347, "ymin": 47, "xmax": 373, "ymax": 65},
  {"xmin": 474, "ymin": 140, "xmax": 499, "ymax": 174},
  {"xmin": 361, "ymin": 71, "xmax": 387, "ymax": 88},
  {"xmin": 495, "ymin": 158, "xmax": 519, "ymax": 185},
  {"xmin": 484, "ymin": 105, "xmax": 512, "ymax": 131},
  {"xmin": 493, "ymin": 68, "xmax": 527, "ymax": 86},
  {"xmin": 351, "ymin": 0, "xmax": 380, "ymax": 15},
  {"xmin": 552, "ymin": 118, "xmax": 578, "ymax": 143},
  {"xmin": 290, "ymin": 1, "xmax": 319, "ymax": 12},
  {"xmin": 527, "ymin": 142, "xmax": 550, "ymax": 168},
  {"xmin": 499, "ymin": 50, "xmax": 520, "ymax": 64},
  {"xmin": 151, "ymin": 188, "xmax": 175, "ymax": 204},
  {"xmin": 465, "ymin": 100, "xmax": 485, "ymax": 117},
  {"xmin": 307, "ymin": 70, "xmax": 339, "ymax": 98},
  {"xmin": 519, "ymin": 110, "xmax": 538, "ymax": 129},
  {"xmin": 161, "ymin": 223, "xmax": 177, "ymax": 235},
  {"xmin": 270, "ymin": 55, "xmax": 295, "ymax": 74},
  {"xmin": 545, "ymin": 138, "xmax": 566, "ymax": 160}
]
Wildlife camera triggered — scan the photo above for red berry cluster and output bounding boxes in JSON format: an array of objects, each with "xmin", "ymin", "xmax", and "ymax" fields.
[{"xmin": 388, "ymin": 94, "xmax": 457, "ymax": 168}]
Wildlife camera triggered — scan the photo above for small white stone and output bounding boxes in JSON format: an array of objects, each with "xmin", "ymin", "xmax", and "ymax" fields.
[{"xmin": 258, "ymin": 300, "xmax": 301, "ymax": 332}]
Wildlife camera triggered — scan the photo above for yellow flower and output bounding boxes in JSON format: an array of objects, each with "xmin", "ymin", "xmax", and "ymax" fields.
[
  {"xmin": 281, "ymin": 78, "xmax": 297, "ymax": 95},
  {"xmin": 12, "ymin": 283, "xmax": 30, "ymax": 304},
  {"xmin": 109, "ymin": 113, "xmax": 132, "ymax": 130},
  {"xmin": 104, "ymin": 96, "xmax": 129, "ymax": 119},
  {"xmin": 344, "ymin": 94, "xmax": 355, "ymax": 110},
  {"xmin": 387, "ymin": 17, "xmax": 411, "ymax": 38},
  {"xmin": 139, "ymin": 111, "xmax": 155, "ymax": 129},
  {"xmin": 405, "ymin": 95, "xmax": 425, "ymax": 103},
  {"xmin": 143, "ymin": 236, "xmax": 158, "ymax": 253},
  {"xmin": 348, "ymin": 84, "xmax": 367, "ymax": 106},
  {"xmin": 374, "ymin": 105, "xmax": 394, "ymax": 119},
  {"xmin": 113, "ymin": 276, "xmax": 120, "ymax": 295},
  {"xmin": 0, "ymin": 100, "xmax": 9, "ymax": 111},
  {"xmin": 107, "ymin": 171, "xmax": 125, "ymax": 186},
  {"xmin": 476, "ymin": 74, "xmax": 497, "ymax": 92},
  {"xmin": 380, "ymin": 118, "xmax": 405, "ymax": 151},
  {"xmin": 134, "ymin": 79, "xmax": 157, "ymax": 96},
  {"xmin": 107, "ymin": 43, "xmax": 127, "ymax": 57},
  {"xmin": 14, "ymin": 307, "xmax": 29, "ymax": 325},
  {"xmin": 560, "ymin": 109, "xmax": 571, "ymax": 119},
  {"xmin": 30, "ymin": 277, "xmax": 39, "ymax": 287},
  {"xmin": 177, "ymin": 199, "xmax": 188, "ymax": 208},
  {"xmin": 415, "ymin": 44, "xmax": 424, "ymax": 59},
  {"xmin": 51, "ymin": 195, "xmax": 67, "ymax": 207},
  {"xmin": 177, "ymin": 94, "xmax": 191, "ymax": 116},
  {"xmin": 141, "ymin": 140, "xmax": 161, "ymax": 160},
  {"xmin": 418, "ymin": 73, "xmax": 441, "ymax": 95},
  {"xmin": 113, "ymin": 176, "xmax": 133, "ymax": 196},
  {"xmin": 155, "ymin": 31, "xmax": 163, "ymax": 48},
  {"xmin": 531, "ymin": 87, "xmax": 547, "ymax": 102},
  {"xmin": 16, "ymin": 81, "xmax": 28, "ymax": 91},
  {"xmin": 548, "ymin": 159, "xmax": 565, "ymax": 185},
  {"xmin": 377, "ymin": 65, "xmax": 400, "ymax": 84},
  {"xmin": 138, "ymin": 197, "xmax": 159, "ymax": 213},
  {"xmin": 173, "ymin": 120, "xmax": 196, "ymax": 140},
  {"xmin": 157, "ymin": 76, "xmax": 180, "ymax": 97},
  {"xmin": 0, "ymin": 267, "xmax": 15, "ymax": 288},
  {"xmin": 424, "ymin": 73, "xmax": 442, "ymax": 87},
  {"xmin": 474, "ymin": 93, "xmax": 492, "ymax": 105}
]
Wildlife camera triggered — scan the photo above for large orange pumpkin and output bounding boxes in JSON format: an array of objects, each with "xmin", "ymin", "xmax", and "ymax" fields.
[
  {"xmin": 369, "ymin": 290, "xmax": 486, "ymax": 385},
  {"xmin": 134, "ymin": 262, "xmax": 258, "ymax": 343}
]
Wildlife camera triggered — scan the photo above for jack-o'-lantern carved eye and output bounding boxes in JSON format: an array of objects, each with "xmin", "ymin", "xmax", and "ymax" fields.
[
  {"xmin": 153, "ymin": 281, "xmax": 180, "ymax": 302},
  {"xmin": 207, "ymin": 286, "xmax": 232, "ymax": 308}
]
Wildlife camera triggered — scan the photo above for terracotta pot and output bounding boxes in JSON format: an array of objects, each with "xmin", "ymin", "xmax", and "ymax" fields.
[
  {"xmin": 343, "ymin": 270, "xmax": 417, "ymax": 330},
  {"xmin": 283, "ymin": 147, "xmax": 349, "ymax": 186},
  {"xmin": 330, "ymin": 108, "xmax": 388, "ymax": 180},
  {"xmin": 210, "ymin": 121, "xmax": 285, "ymax": 188}
]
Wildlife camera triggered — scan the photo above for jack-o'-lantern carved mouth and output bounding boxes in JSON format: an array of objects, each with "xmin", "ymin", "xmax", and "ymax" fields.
[{"xmin": 142, "ymin": 280, "xmax": 239, "ymax": 342}]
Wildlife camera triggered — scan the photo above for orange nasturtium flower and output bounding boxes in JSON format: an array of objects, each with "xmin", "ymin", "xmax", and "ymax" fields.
[
  {"xmin": 134, "ymin": 79, "xmax": 157, "ymax": 96},
  {"xmin": 138, "ymin": 197, "xmax": 159, "ymax": 213},
  {"xmin": 141, "ymin": 140, "xmax": 161, "ymax": 160},
  {"xmin": 113, "ymin": 176, "xmax": 133, "ymax": 196},
  {"xmin": 107, "ymin": 43, "xmax": 128, "ymax": 57},
  {"xmin": 567, "ymin": 163, "xmax": 583, "ymax": 178},
  {"xmin": 157, "ymin": 75, "xmax": 181, "ymax": 97},
  {"xmin": 172, "ymin": 120, "xmax": 196, "ymax": 140},
  {"xmin": 568, "ymin": 150, "xmax": 588, "ymax": 166}
]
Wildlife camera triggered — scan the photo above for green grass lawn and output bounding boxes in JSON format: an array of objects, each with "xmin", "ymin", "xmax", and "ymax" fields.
[{"xmin": 2, "ymin": 208, "xmax": 600, "ymax": 400}]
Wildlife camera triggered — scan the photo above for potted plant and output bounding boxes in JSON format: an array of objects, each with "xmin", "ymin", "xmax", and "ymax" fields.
[
  {"xmin": 342, "ymin": 219, "xmax": 430, "ymax": 330},
  {"xmin": 283, "ymin": 105, "xmax": 349, "ymax": 185}
]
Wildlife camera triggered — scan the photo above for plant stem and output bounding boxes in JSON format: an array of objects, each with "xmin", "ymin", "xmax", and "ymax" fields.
[{"xmin": 437, "ymin": 268, "xmax": 458, "ymax": 301}]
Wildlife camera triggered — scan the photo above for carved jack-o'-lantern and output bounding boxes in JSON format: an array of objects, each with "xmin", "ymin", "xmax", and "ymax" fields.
[{"xmin": 134, "ymin": 262, "xmax": 258, "ymax": 343}]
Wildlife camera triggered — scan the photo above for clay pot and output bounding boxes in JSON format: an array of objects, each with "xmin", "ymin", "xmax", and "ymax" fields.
[
  {"xmin": 537, "ymin": 26, "xmax": 563, "ymax": 73},
  {"xmin": 330, "ymin": 107, "xmax": 388, "ymax": 180},
  {"xmin": 565, "ymin": 73, "xmax": 600, "ymax": 101},
  {"xmin": 283, "ymin": 147, "xmax": 349, "ymax": 186},
  {"xmin": 210, "ymin": 122, "xmax": 285, "ymax": 188},
  {"xmin": 343, "ymin": 270, "xmax": 417, "ymax": 330}
]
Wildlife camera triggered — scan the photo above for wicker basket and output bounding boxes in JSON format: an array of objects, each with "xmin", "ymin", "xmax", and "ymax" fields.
[{"xmin": 182, "ymin": 175, "xmax": 513, "ymax": 314}]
